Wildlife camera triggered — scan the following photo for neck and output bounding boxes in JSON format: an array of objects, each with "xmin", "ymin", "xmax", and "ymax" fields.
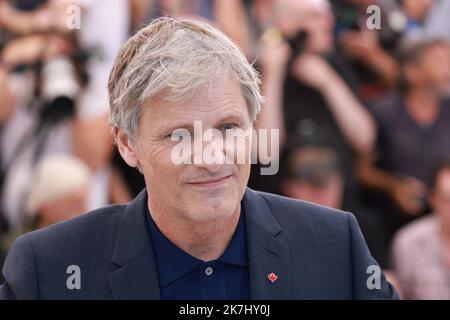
[
  {"xmin": 148, "ymin": 202, "xmax": 241, "ymax": 262},
  {"xmin": 405, "ymin": 87, "xmax": 441, "ymax": 126}
]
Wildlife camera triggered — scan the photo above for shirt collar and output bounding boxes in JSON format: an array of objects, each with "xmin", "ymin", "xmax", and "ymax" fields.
[
  {"xmin": 216, "ymin": 206, "xmax": 248, "ymax": 268},
  {"xmin": 145, "ymin": 204, "xmax": 248, "ymax": 288}
]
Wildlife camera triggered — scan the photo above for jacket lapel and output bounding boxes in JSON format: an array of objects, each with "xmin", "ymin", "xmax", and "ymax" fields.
[
  {"xmin": 243, "ymin": 188, "xmax": 291, "ymax": 299},
  {"xmin": 108, "ymin": 190, "xmax": 161, "ymax": 299},
  {"xmin": 107, "ymin": 187, "xmax": 291, "ymax": 300}
]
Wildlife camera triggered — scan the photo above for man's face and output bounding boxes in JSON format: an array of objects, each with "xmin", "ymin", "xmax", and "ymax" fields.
[
  {"xmin": 283, "ymin": 175, "xmax": 343, "ymax": 209},
  {"xmin": 133, "ymin": 78, "xmax": 252, "ymax": 223},
  {"xmin": 407, "ymin": 43, "xmax": 450, "ymax": 93},
  {"xmin": 420, "ymin": 44, "xmax": 450, "ymax": 92}
]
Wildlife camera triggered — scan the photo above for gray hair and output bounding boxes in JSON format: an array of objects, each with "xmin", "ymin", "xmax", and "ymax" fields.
[{"xmin": 108, "ymin": 17, "xmax": 263, "ymax": 140}]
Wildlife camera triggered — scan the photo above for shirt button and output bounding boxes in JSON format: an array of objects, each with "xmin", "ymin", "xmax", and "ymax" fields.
[{"xmin": 204, "ymin": 266, "xmax": 214, "ymax": 276}]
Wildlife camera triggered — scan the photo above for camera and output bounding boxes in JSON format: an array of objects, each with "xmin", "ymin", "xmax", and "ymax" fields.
[
  {"xmin": 39, "ymin": 56, "xmax": 79, "ymax": 124},
  {"xmin": 286, "ymin": 30, "xmax": 309, "ymax": 59}
]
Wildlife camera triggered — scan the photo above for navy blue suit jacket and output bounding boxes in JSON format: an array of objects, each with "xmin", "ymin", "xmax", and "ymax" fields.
[{"xmin": 0, "ymin": 188, "xmax": 398, "ymax": 299}]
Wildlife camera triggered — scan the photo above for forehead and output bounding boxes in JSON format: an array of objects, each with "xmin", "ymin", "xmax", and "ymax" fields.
[
  {"xmin": 140, "ymin": 78, "xmax": 250, "ymax": 129},
  {"xmin": 178, "ymin": 79, "xmax": 245, "ymax": 112}
]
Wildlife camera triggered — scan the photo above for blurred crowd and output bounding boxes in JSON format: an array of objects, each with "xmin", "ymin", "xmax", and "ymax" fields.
[{"xmin": 0, "ymin": 0, "xmax": 450, "ymax": 300}]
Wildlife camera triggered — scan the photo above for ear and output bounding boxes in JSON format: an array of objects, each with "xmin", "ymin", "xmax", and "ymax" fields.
[{"xmin": 115, "ymin": 127, "xmax": 140, "ymax": 168}]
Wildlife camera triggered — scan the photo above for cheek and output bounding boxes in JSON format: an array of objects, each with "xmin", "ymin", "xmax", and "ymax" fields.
[
  {"xmin": 225, "ymin": 133, "xmax": 252, "ymax": 164},
  {"xmin": 139, "ymin": 142, "xmax": 180, "ymax": 182},
  {"xmin": 237, "ymin": 163, "xmax": 251, "ymax": 187}
]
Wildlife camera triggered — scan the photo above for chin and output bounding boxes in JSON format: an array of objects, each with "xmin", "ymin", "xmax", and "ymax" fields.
[{"xmin": 183, "ymin": 192, "xmax": 240, "ymax": 222}]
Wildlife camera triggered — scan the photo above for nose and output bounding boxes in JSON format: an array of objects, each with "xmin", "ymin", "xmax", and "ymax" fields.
[{"xmin": 191, "ymin": 132, "xmax": 227, "ymax": 174}]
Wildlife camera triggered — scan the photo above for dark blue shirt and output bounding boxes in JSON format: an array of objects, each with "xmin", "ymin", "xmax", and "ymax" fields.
[{"xmin": 145, "ymin": 205, "xmax": 250, "ymax": 300}]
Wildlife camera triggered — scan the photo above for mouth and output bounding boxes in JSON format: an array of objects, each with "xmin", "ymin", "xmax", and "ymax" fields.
[{"xmin": 188, "ymin": 175, "xmax": 232, "ymax": 188}]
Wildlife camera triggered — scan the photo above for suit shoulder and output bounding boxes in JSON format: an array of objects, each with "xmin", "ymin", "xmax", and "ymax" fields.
[
  {"xmin": 254, "ymin": 190, "xmax": 352, "ymax": 230},
  {"xmin": 23, "ymin": 204, "xmax": 126, "ymax": 250}
]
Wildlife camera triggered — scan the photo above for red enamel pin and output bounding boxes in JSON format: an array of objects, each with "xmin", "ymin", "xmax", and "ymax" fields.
[{"xmin": 267, "ymin": 273, "xmax": 278, "ymax": 283}]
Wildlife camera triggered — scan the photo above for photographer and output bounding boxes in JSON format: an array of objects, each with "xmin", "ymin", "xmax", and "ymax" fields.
[
  {"xmin": 335, "ymin": 0, "xmax": 400, "ymax": 99},
  {"xmin": 357, "ymin": 39, "xmax": 450, "ymax": 243},
  {"xmin": 255, "ymin": 0, "xmax": 376, "ymax": 206},
  {"xmin": 0, "ymin": 0, "xmax": 129, "ymax": 231}
]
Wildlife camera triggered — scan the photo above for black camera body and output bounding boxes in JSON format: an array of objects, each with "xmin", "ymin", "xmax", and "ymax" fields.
[{"xmin": 286, "ymin": 30, "xmax": 309, "ymax": 58}]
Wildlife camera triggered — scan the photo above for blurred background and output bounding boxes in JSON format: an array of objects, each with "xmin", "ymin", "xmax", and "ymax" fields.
[{"xmin": 0, "ymin": 0, "xmax": 450, "ymax": 299}]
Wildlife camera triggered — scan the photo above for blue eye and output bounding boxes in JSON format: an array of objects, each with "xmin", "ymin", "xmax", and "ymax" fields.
[
  {"xmin": 221, "ymin": 123, "xmax": 238, "ymax": 131},
  {"xmin": 170, "ymin": 129, "xmax": 190, "ymax": 140}
]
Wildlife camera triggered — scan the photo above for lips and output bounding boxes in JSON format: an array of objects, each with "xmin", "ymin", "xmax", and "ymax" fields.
[{"xmin": 188, "ymin": 175, "xmax": 232, "ymax": 187}]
